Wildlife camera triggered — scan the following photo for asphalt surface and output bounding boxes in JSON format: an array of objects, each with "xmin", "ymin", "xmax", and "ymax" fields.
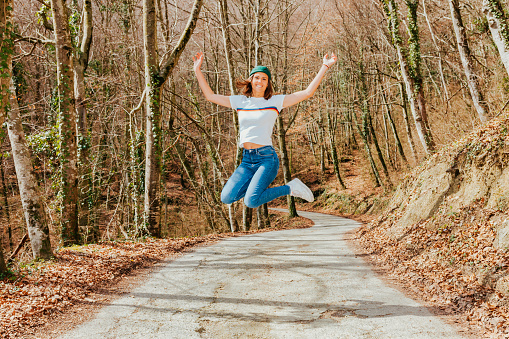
[{"xmin": 59, "ymin": 210, "xmax": 466, "ymax": 339}]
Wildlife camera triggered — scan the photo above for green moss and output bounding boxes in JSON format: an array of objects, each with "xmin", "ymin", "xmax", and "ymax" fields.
[{"xmin": 485, "ymin": 0, "xmax": 509, "ymax": 48}]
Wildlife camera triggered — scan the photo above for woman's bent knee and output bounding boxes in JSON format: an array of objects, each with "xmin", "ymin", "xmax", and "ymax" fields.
[
  {"xmin": 243, "ymin": 196, "xmax": 261, "ymax": 209},
  {"xmin": 221, "ymin": 190, "xmax": 236, "ymax": 205}
]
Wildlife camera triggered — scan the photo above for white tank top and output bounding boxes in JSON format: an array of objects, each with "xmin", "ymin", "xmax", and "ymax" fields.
[{"xmin": 229, "ymin": 95, "xmax": 286, "ymax": 148}]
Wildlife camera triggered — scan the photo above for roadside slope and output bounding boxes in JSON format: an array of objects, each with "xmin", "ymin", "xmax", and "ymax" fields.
[{"xmin": 357, "ymin": 114, "xmax": 509, "ymax": 337}]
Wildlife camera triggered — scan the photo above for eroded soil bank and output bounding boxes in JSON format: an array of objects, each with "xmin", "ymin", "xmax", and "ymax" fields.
[{"xmin": 357, "ymin": 114, "xmax": 509, "ymax": 338}]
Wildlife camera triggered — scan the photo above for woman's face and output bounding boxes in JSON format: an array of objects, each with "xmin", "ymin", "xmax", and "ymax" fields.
[{"xmin": 251, "ymin": 72, "xmax": 269, "ymax": 96}]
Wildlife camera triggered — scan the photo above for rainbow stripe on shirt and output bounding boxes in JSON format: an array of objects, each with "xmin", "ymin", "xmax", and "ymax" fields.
[{"xmin": 237, "ymin": 106, "xmax": 280, "ymax": 115}]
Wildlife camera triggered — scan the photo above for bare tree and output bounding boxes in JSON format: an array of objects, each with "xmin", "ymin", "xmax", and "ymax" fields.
[
  {"xmin": 143, "ymin": 0, "xmax": 203, "ymax": 236},
  {"xmin": 4, "ymin": 0, "xmax": 52, "ymax": 258},
  {"xmin": 422, "ymin": 0, "xmax": 449, "ymax": 103},
  {"xmin": 381, "ymin": 0, "xmax": 434, "ymax": 155},
  {"xmin": 219, "ymin": 0, "xmax": 241, "ymax": 231},
  {"xmin": 7, "ymin": 79, "xmax": 53, "ymax": 259},
  {"xmin": 450, "ymin": 0, "xmax": 488, "ymax": 122},
  {"xmin": 276, "ymin": 0, "xmax": 298, "ymax": 217},
  {"xmin": 356, "ymin": 64, "xmax": 382, "ymax": 188}
]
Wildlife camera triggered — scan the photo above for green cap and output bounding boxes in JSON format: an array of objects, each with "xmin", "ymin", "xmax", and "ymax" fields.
[{"xmin": 249, "ymin": 66, "xmax": 271, "ymax": 80}]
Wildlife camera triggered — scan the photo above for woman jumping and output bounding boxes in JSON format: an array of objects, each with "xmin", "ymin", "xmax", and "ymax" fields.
[{"xmin": 193, "ymin": 52, "xmax": 337, "ymax": 208}]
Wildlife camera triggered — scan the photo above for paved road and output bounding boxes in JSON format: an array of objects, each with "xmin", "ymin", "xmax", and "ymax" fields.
[{"xmin": 60, "ymin": 210, "xmax": 466, "ymax": 339}]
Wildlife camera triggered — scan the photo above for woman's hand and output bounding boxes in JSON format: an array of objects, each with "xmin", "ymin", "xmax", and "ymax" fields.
[
  {"xmin": 193, "ymin": 51, "xmax": 231, "ymax": 108},
  {"xmin": 193, "ymin": 52, "xmax": 204, "ymax": 72},
  {"xmin": 323, "ymin": 53, "xmax": 337, "ymax": 68}
]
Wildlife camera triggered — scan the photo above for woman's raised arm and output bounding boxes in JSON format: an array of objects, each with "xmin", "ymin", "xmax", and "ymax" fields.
[
  {"xmin": 282, "ymin": 53, "xmax": 337, "ymax": 108},
  {"xmin": 193, "ymin": 52, "xmax": 232, "ymax": 108}
]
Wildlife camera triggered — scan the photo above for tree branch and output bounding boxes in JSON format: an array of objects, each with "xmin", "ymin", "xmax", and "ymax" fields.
[{"xmin": 159, "ymin": 0, "xmax": 204, "ymax": 82}]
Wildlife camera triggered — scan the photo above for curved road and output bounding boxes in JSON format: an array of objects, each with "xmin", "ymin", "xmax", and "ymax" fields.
[{"xmin": 60, "ymin": 210, "xmax": 466, "ymax": 339}]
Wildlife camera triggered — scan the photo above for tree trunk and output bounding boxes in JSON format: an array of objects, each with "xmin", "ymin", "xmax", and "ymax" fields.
[
  {"xmin": 0, "ymin": 240, "xmax": 5, "ymax": 272},
  {"xmin": 2, "ymin": 0, "xmax": 52, "ymax": 259},
  {"xmin": 368, "ymin": 111, "xmax": 392, "ymax": 187},
  {"xmin": 318, "ymin": 109, "xmax": 326, "ymax": 173},
  {"xmin": 277, "ymin": 118, "xmax": 297, "ymax": 217},
  {"xmin": 219, "ymin": 0, "xmax": 241, "ymax": 232},
  {"xmin": 218, "ymin": 0, "xmax": 241, "ymax": 166},
  {"xmin": 74, "ymin": 0, "xmax": 94, "ymax": 234},
  {"xmin": 50, "ymin": 0, "xmax": 80, "ymax": 245},
  {"xmin": 242, "ymin": 206, "xmax": 252, "ymax": 231},
  {"xmin": 399, "ymin": 82, "xmax": 417, "ymax": 163},
  {"xmin": 356, "ymin": 122, "xmax": 382, "ymax": 188},
  {"xmin": 262, "ymin": 203, "xmax": 270, "ymax": 228},
  {"xmin": 74, "ymin": 0, "xmax": 93, "ymax": 136},
  {"xmin": 381, "ymin": 87, "xmax": 408, "ymax": 165},
  {"xmin": 483, "ymin": 0, "xmax": 509, "ymax": 76},
  {"xmin": 278, "ymin": 0, "xmax": 297, "ymax": 217},
  {"xmin": 143, "ymin": 0, "xmax": 203, "ymax": 236},
  {"xmin": 143, "ymin": 0, "xmax": 161, "ymax": 236},
  {"xmin": 423, "ymin": 0, "xmax": 449, "ymax": 102},
  {"xmin": 357, "ymin": 66, "xmax": 382, "ymax": 188},
  {"xmin": 449, "ymin": 0, "xmax": 489, "ymax": 122},
  {"xmin": 7, "ymin": 80, "xmax": 53, "ymax": 259},
  {"xmin": 1, "ymin": 157, "xmax": 10, "ymax": 223},
  {"xmin": 0, "ymin": 3, "xmax": 11, "ymax": 273},
  {"xmin": 383, "ymin": 0, "xmax": 434, "ymax": 155},
  {"xmin": 376, "ymin": 71, "xmax": 407, "ymax": 167},
  {"xmin": 253, "ymin": 0, "xmax": 262, "ymax": 66},
  {"xmin": 326, "ymin": 106, "xmax": 346, "ymax": 189},
  {"xmin": 406, "ymin": 0, "xmax": 435, "ymax": 153}
]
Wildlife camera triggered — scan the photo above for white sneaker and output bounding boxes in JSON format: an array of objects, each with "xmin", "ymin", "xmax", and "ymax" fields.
[{"xmin": 287, "ymin": 178, "xmax": 314, "ymax": 202}]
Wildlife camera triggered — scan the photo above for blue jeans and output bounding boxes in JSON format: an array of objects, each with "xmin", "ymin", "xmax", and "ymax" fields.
[{"xmin": 221, "ymin": 146, "xmax": 290, "ymax": 208}]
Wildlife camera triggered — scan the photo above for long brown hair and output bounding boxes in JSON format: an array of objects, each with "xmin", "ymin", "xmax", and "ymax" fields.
[{"xmin": 235, "ymin": 75, "xmax": 274, "ymax": 100}]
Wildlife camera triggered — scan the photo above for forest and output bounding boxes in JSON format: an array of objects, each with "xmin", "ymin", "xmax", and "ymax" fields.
[{"xmin": 1, "ymin": 0, "xmax": 508, "ymax": 273}]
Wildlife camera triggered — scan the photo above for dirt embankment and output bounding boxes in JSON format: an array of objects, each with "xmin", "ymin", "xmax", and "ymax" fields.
[{"xmin": 357, "ymin": 115, "xmax": 509, "ymax": 337}]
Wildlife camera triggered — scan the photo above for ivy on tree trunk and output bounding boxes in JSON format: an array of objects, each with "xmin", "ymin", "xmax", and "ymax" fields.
[{"xmin": 50, "ymin": 0, "xmax": 80, "ymax": 245}]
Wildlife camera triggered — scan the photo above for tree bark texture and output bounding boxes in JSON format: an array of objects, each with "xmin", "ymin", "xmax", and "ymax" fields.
[
  {"xmin": 50, "ymin": 0, "xmax": 79, "ymax": 245},
  {"xmin": 450, "ymin": 0, "xmax": 489, "ymax": 122},
  {"xmin": 2, "ymin": 0, "xmax": 52, "ymax": 259},
  {"xmin": 484, "ymin": 0, "xmax": 509, "ymax": 77},
  {"xmin": 143, "ymin": 0, "xmax": 203, "ymax": 236}
]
